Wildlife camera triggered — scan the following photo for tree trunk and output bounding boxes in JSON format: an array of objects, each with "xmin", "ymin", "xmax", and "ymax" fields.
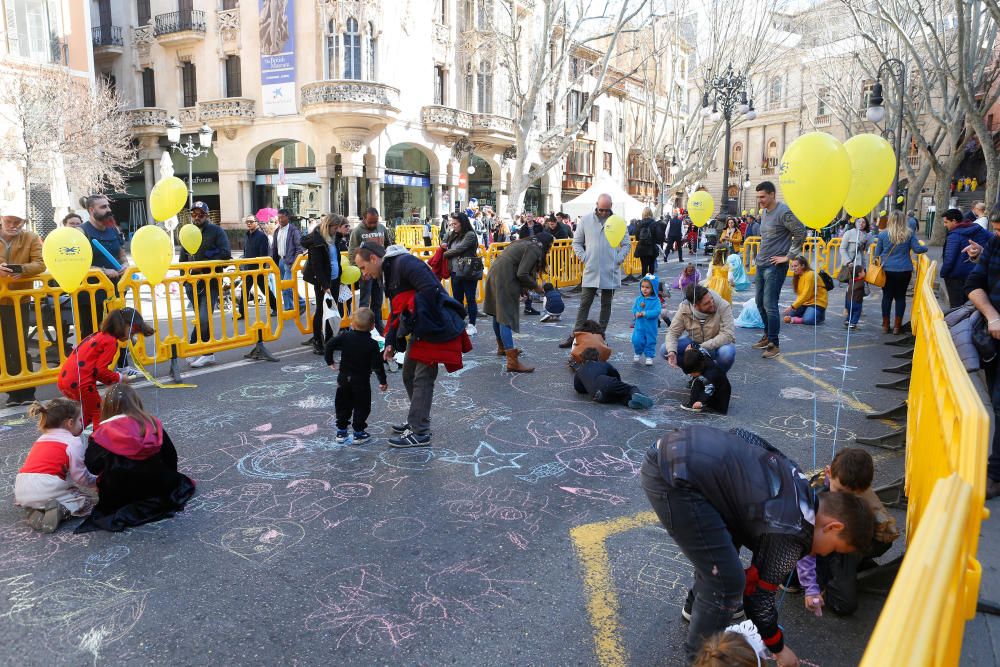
[{"xmin": 930, "ymin": 173, "xmax": 951, "ymax": 246}]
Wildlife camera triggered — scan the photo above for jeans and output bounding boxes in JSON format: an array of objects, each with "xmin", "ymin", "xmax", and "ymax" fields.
[
  {"xmin": 674, "ymin": 336, "xmax": 736, "ymax": 372},
  {"xmin": 755, "ymin": 262, "xmax": 788, "ymax": 345},
  {"xmin": 402, "ymin": 352, "xmax": 438, "ymax": 435},
  {"xmin": 987, "ymin": 363, "xmax": 1000, "ymax": 482},
  {"xmin": 640, "ymin": 450, "xmax": 745, "ymax": 660},
  {"xmin": 278, "ymin": 259, "xmax": 305, "ymax": 312},
  {"xmin": 0, "ymin": 301, "xmax": 35, "ymax": 402},
  {"xmin": 492, "ymin": 319, "xmax": 514, "ymax": 349},
  {"xmin": 573, "ymin": 287, "xmax": 615, "ymax": 332},
  {"xmin": 845, "ymin": 293, "xmax": 863, "ymax": 326},
  {"xmin": 881, "ymin": 270, "xmax": 912, "ymax": 320},
  {"xmin": 451, "ymin": 276, "xmax": 478, "ymax": 325},
  {"xmin": 184, "ymin": 277, "xmax": 221, "ymax": 345},
  {"xmin": 359, "ymin": 276, "xmax": 385, "ymax": 332},
  {"xmin": 789, "ymin": 305, "xmax": 826, "ymax": 325}
]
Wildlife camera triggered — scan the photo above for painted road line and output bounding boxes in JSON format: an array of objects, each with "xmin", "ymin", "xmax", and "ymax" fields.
[
  {"xmin": 775, "ymin": 355, "xmax": 874, "ymax": 413},
  {"xmin": 781, "ymin": 343, "xmax": 881, "ymax": 358}
]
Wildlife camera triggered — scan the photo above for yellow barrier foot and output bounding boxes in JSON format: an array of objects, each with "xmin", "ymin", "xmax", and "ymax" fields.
[
  {"xmin": 169, "ymin": 358, "xmax": 183, "ymax": 384},
  {"xmin": 874, "ymin": 477, "xmax": 907, "ymax": 509},
  {"xmin": 244, "ymin": 341, "xmax": 279, "ymax": 362},
  {"xmin": 856, "ymin": 554, "xmax": 904, "ymax": 597},
  {"xmin": 855, "ymin": 428, "xmax": 906, "ymax": 451},
  {"xmin": 882, "ymin": 361, "xmax": 913, "ymax": 375},
  {"xmin": 875, "ymin": 376, "xmax": 910, "ymax": 391},
  {"xmin": 866, "ymin": 402, "xmax": 907, "ymax": 421},
  {"xmin": 891, "ymin": 348, "xmax": 914, "ymax": 360},
  {"xmin": 886, "ymin": 334, "xmax": 916, "ymax": 347}
]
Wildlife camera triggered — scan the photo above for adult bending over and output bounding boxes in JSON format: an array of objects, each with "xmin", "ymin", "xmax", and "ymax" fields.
[
  {"xmin": 663, "ymin": 284, "xmax": 736, "ymax": 372},
  {"xmin": 483, "ymin": 232, "xmax": 554, "ymax": 373},
  {"xmin": 874, "ymin": 210, "xmax": 927, "ymax": 334}
]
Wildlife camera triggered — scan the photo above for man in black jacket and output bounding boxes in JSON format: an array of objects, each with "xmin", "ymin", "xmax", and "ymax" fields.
[
  {"xmin": 664, "ymin": 213, "xmax": 684, "ymax": 262},
  {"xmin": 640, "ymin": 425, "xmax": 874, "ymax": 666},
  {"xmin": 179, "ymin": 202, "xmax": 232, "ymax": 368},
  {"xmin": 236, "ymin": 215, "xmax": 276, "ymax": 319}
]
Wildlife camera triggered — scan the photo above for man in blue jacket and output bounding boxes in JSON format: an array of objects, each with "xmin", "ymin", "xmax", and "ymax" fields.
[
  {"xmin": 236, "ymin": 215, "xmax": 276, "ymax": 319},
  {"xmin": 941, "ymin": 207, "xmax": 992, "ymax": 308},
  {"xmin": 179, "ymin": 201, "xmax": 232, "ymax": 368},
  {"xmin": 270, "ymin": 208, "xmax": 304, "ymax": 311}
]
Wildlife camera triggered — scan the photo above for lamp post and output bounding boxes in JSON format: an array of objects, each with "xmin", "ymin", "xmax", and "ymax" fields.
[
  {"xmin": 866, "ymin": 58, "xmax": 905, "ymax": 210},
  {"xmin": 702, "ymin": 63, "xmax": 756, "ymax": 216},
  {"xmin": 166, "ymin": 118, "xmax": 213, "ymax": 210},
  {"xmin": 739, "ymin": 171, "xmax": 751, "ymax": 213}
]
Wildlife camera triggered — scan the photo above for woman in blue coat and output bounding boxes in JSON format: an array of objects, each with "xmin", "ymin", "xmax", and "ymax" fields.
[{"xmin": 874, "ymin": 211, "xmax": 927, "ymax": 334}]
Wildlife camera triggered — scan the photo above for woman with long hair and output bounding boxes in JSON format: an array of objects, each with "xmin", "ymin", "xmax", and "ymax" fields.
[
  {"xmin": 442, "ymin": 211, "xmax": 482, "ymax": 336},
  {"xmin": 301, "ymin": 213, "xmax": 349, "ymax": 354},
  {"xmin": 720, "ymin": 217, "xmax": 743, "ymax": 254},
  {"xmin": 874, "ymin": 210, "xmax": 927, "ymax": 333}
]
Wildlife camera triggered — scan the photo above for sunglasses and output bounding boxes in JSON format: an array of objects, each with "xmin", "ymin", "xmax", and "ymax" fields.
[{"xmin": 596, "ymin": 208, "xmax": 612, "ymax": 214}]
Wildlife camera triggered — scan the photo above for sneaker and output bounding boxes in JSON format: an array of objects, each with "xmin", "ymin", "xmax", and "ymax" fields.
[
  {"xmin": 843, "ymin": 320, "xmax": 850, "ymax": 328},
  {"xmin": 335, "ymin": 429, "xmax": 349, "ymax": 444},
  {"xmin": 848, "ymin": 324, "xmax": 858, "ymax": 330},
  {"xmin": 353, "ymin": 430, "xmax": 371, "ymax": 444},
  {"xmin": 539, "ymin": 312, "xmax": 553, "ymax": 323},
  {"xmin": 389, "ymin": 431, "xmax": 431, "ymax": 448},
  {"xmin": 761, "ymin": 344, "xmax": 781, "ymax": 359},
  {"xmin": 633, "ymin": 354, "xmax": 642, "ymax": 363},
  {"xmin": 524, "ymin": 306, "xmax": 540, "ymax": 315},
  {"xmin": 682, "ymin": 590, "xmax": 694, "ymax": 621},
  {"xmin": 36, "ymin": 502, "xmax": 61, "ymax": 533},
  {"xmin": 465, "ymin": 323, "xmax": 478, "ymax": 336},
  {"xmin": 5, "ymin": 397, "xmax": 33, "ymax": 407},
  {"xmin": 115, "ymin": 366, "xmax": 141, "ymax": 379},
  {"xmin": 190, "ymin": 354, "xmax": 217, "ymax": 369},
  {"xmin": 627, "ymin": 393, "xmax": 654, "ymax": 410},
  {"xmin": 390, "ymin": 423, "xmax": 410, "ymax": 434},
  {"xmin": 679, "ymin": 402, "xmax": 702, "ymax": 412},
  {"xmin": 300, "ymin": 337, "xmax": 316, "ymax": 346},
  {"xmin": 558, "ymin": 335, "xmax": 574, "ymax": 349},
  {"xmin": 751, "ymin": 334, "xmax": 770, "ymax": 349},
  {"xmin": 645, "ymin": 357, "xmax": 654, "ymax": 366}
]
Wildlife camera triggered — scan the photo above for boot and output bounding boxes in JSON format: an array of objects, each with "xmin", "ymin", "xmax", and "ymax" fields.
[
  {"xmin": 505, "ymin": 349, "xmax": 534, "ymax": 373},
  {"xmin": 881, "ymin": 316, "xmax": 890, "ymax": 334},
  {"xmin": 892, "ymin": 316, "xmax": 903, "ymax": 335},
  {"xmin": 495, "ymin": 337, "xmax": 507, "ymax": 356}
]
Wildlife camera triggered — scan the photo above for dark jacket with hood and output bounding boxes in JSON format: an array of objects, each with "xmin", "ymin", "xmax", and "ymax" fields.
[
  {"xmin": 76, "ymin": 415, "xmax": 195, "ymax": 533},
  {"xmin": 634, "ymin": 217, "xmax": 664, "ymax": 257},
  {"xmin": 382, "ymin": 244, "xmax": 464, "ymax": 348},
  {"xmin": 301, "ymin": 230, "xmax": 347, "ymax": 290},
  {"xmin": 942, "ymin": 221, "xmax": 992, "ymax": 281}
]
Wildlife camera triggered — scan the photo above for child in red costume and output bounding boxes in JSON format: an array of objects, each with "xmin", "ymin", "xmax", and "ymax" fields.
[{"xmin": 57, "ymin": 308, "xmax": 154, "ymax": 427}]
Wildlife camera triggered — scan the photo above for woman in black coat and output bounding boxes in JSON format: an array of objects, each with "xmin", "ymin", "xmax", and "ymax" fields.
[
  {"xmin": 634, "ymin": 207, "xmax": 663, "ymax": 276},
  {"xmin": 442, "ymin": 211, "xmax": 482, "ymax": 335},
  {"xmin": 302, "ymin": 214, "xmax": 350, "ymax": 354}
]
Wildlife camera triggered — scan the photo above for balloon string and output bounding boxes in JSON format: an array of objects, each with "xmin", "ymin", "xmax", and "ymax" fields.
[
  {"xmin": 811, "ymin": 262, "xmax": 818, "ymax": 471},
  {"xmin": 830, "ymin": 248, "xmax": 860, "ymax": 457}
]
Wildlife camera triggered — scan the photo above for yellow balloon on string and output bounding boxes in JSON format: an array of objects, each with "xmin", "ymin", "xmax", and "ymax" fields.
[
  {"xmin": 42, "ymin": 227, "xmax": 93, "ymax": 292},
  {"xmin": 604, "ymin": 215, "xmax": 627, "ymax": 246},
  {"xmin": 779, "ymin": 132, "xmax": 852, "ymax": 230},
  {"xmin": 688, "ymin": 191, "xmax": 715, "ymax": 227},
  {"xmin": 842, "ymin": 134, "xmax": 896, "ymax": 218},
  {"xmin": 149, "ymin": 177, "xmax": 189, "ymax": 222},
  {"xmin": 131, "ymin": 225, "xmax": 173, "ymax": 284},
  {"xmin": 179, "ymin": 224, "xmax": 202, "ymax": 255}
]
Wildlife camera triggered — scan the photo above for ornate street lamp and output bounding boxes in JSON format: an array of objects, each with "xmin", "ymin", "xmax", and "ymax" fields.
[
  {"xmin": 167, "ymin": 118, "xmax": 214, "ymax": 210},
  {"xmin": 866, "ymin": 58, "xmax": 905, "ymax": 209},
  {"xmin": 702, "ymin": 64, "xmax": 755, "ymax": 215}
]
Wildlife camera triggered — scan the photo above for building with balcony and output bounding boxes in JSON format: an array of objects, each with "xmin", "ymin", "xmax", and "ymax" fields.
[
  {"xmin": 0, "ymin": 0, "xmax": 94, "ymax": 231},
  {"xmin": 92, "ymin": 0, "xmax": 681, "ymax": 228}
]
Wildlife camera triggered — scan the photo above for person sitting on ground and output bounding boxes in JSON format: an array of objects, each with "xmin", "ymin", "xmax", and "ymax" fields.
[
  {"xmin": 568, "ymin": 319, "xmax": 612, "ymax": 371},
  {"xmin": 783, "ymin": 255, "xmax": 828, "ymax": 325},
  {"xmin": 726, "ymin": 254, "xmax": 752, "ymax": 292},
  {"xmin": 573, "ymin": 348, "xmax": 654, "ymax": 409},
  {"xmin": 76, "ymin": 383, "xmax": 195, "ymax": 533},
  {"xmin": 663, "ymin": 284, "xmax": 736, "ymax": 373},
  {"xmin": 640, "ymin": 425, "xmax": 875, "ymax": 666},
  {"xmin": 674, "ymin": 262, "xmax": 701, "ymax": 292},
  {"xmin": 631, "ymin": 275, "xmax": 662, "ymax": 366},
  {"xmin": 15, "ymin": 399, "xmax": 97, "ymax": 533},
  {"xmin": 56, "ymin": 308, "xmax": 154, "ymax": 427},
  {"xmin": 679, "ymin": 347, "xmax": 731, "ymax": 414},
  {"xmin": 539, "ymin": 281, "xmax": 565, "ymax": 323},
  {"xmin": 794, "ymin": 447, "xmax": 899, "ymax": 618},
  {"xmin": 324, "ymin": 307, "xmax": 388, "ymax": 445}
]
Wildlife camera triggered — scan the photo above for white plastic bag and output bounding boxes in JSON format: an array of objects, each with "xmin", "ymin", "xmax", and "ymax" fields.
[
  {"xmin": 734, "ymin": 297, "xmax": 765, "ymax": 329},
  {"xmin": 323, "ymin": 294, "xmax": 342, "ymax": 333}
]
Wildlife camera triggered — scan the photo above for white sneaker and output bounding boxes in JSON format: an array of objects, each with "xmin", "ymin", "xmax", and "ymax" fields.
[
  {"xmin": 465, "ymin": 323, "xmax": 477, "ymax": 335},
  {"xmin": 539, "ymin": 312, "xmax": 552, "ymax": 323},
  {"xmin": 115, "ymin": 366, "xmax": 141, "ymax": 379},
  {"xmin": 645, "ymin": 357, "xmax": 654, "ymax": 366},
  {"xmin": 190, "ymin": 354, "xmax": 217, "ymax": 369},
  {"xmin": 633, "ymin": 354, "xmax": 642, "ymax": 363}
]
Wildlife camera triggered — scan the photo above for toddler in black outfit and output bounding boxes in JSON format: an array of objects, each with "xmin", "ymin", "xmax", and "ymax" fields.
[
  {"xmin": 679, "ymin": 346, "xmax": 731, "ymax": 414},
  {"xmin": 324, "ymin": 307, "xmax": 388, "ymax": 444}
]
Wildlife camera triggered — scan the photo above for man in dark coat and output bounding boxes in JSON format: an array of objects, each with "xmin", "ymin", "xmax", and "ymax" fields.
[
  {"xmin": 179, "ymin": 201, "xmax": 232, "ymax": 368},
  {"xmin": 237, "ymin": 215, "xmax": 277, "ymax": 319}
]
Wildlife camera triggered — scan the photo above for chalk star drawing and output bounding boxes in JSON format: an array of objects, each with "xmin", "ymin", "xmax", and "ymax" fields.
[{"xmin": 442, "ymin": 442, "xmax": 526, "ymax": 477}]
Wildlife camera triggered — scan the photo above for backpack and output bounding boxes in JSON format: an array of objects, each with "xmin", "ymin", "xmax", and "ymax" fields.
[
  {"xmin": 819, "ymin": 270, "xmax": 835, "ymax": 291},
  {"xmin": 638, "ymin": 221, "xmax": 652, "ymax": 243}
]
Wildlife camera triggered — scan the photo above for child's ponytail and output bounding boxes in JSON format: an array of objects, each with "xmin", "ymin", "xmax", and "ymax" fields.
[{"xmin": 29, "ymin": 398, "xmax": 82, "ymax": 431}]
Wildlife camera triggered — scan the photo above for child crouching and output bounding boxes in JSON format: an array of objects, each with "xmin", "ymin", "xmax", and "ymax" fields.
[
  {"xmin": 573, "ymin": 348, "xmax": 654, "ymax": 409},
  {"xmin": 539, "ymin": 282, "xmax": 564, "ymax": 323},
  {"xmin": 15, "ymin": 399, "xmax": 97, "ymax": 532},
  {"xmin": 679, "ymin": 347, "xmax": 731, "ymax": 414}
]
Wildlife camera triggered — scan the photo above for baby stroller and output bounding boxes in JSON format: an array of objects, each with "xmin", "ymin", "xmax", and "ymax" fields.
[{"xmin": 702, "ymin": 226, "xmax": 719, "ymax": 256}]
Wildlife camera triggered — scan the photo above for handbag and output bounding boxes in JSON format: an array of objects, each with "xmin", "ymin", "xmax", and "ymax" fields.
[
  {"xmin": 454, "ymin": 255, "xmax": 484, "ymax": 279},
  {"xmin": 865, "ymin": 242, "xmax": 897, "ymax": 289}
]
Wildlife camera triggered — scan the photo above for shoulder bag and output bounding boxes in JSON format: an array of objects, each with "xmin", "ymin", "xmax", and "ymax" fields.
[{"xmin": 865, "ymin": 242, "xmax": 896, "ymax": 289}]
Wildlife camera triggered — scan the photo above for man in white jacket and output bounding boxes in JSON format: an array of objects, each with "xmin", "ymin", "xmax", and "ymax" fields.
[{"xmin": 560, "ymin": 194, "xmax": 632, "ymax": 348}]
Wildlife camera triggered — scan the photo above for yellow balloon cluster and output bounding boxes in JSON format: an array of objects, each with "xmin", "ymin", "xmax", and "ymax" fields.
[
  {"xmin": 43, "ymin": 227, "xmax": 93, "ymax": 292},
  {"xmin": 340, "ymin": 257, "xmax": 361, "ymax": 285},
  {"xmin": 131, "ymin": 225, "xmax": 173, "ymax": 285},
  {"xmin": 150, "ymin": 177, "xmax": 188, "ymax": 222},
  {"xmin": 604, "ymin": 215, "xmax": 627, "ymax": 246},
  {"xmin": 179, "ymin": 224, "xmax": 203, "ymax": 255},
  {"xmin": 688, "ymin": 191, "xmax": 714, "ymax": 227}
]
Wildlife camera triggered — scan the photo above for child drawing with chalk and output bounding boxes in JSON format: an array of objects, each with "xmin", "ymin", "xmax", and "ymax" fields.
[
  {"xmin": 573, "ymin": 347, "xmax": 654, "ymax": 409},
  {"xmin": 56, "ymin": 308, "xmax": 154, "ymax": 427},
  {"xmin": 14, "ymin": 398, "xmax": 97, "ymax": 533},
  {"xmin": 324, "ymin": 307, "xmax": 388, "ymax": 444}
]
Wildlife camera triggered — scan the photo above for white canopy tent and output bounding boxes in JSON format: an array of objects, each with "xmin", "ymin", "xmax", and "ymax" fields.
[{"xmin": 560, "ymin": 173, "xmax": 649, "ymax": 221}]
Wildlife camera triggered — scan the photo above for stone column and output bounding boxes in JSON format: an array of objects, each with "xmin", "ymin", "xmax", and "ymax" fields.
[
  {"xmin": 241, "ymin": 180, "xmax": 253, "ymax": 219},
  {"xmin": 143, "ymin": 159, "xmax": 155, "ymax": 223},
  {"xmin": 339, "ymin": 139, "xmax": 366, "ymax": 223}
]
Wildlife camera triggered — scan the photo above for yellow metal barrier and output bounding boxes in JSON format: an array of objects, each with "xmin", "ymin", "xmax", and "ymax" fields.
[
  {"xmin": 862, "ymin": 255, "xmax": 990, "ymax": 664},
  {"xmin": 825, "ymin": 237, "xmax": 843, "ymax": 276},
  {"xmin": 0, "ymin": 270, "xmax": 119, "ymax": 392},
  {"xmin": 741, "ymin": 236, "xmax": 761, "ymax": 275},
  {"xmin": 622, "ymin": 236, "xmax": 642, "ymax": 278},
  {"xmin": 394, "ymin": 224, "xmax": 439, "ymax": 249}
]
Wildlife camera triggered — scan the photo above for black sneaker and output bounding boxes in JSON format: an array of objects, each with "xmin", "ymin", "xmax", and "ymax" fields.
[
  {"xmin": 682, "ymin": 590, "xmax": 694, "ymax": 621},
  {"xmin": 388, "ymin": 431, "xmax": 431, "ymax": 448},
  {"xmin": 335, "ymin": 429, "xmax": 349, "ymax": 444},
  {"xmin": 558, "ymin": 335, "xmax": 574, "ymax": 349},
  {"xmin": 353, "ymin": 431, "xmax": 371, "ymax": 444},
  {"xmin": 390, "ymin": 423, "xmax": 410, "ymax": 434},
  {"xmin": 524, "ymin": 306, "xmax": 540, "ymax": 315},
  {"xmin": 4, "ymin": 397, "xmax": 33, "ymax": 407},
  {"xmin": 300, "ymin": 337, "xmax": 316, "ymax": 346}
]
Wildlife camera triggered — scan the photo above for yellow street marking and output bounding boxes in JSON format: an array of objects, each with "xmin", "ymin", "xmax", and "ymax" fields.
[{"xmin": 775, "ymin": 355, "xmax": 875, "ymax": 413}]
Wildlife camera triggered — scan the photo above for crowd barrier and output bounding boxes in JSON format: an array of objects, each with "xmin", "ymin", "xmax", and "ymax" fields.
[
  {"xmin": 861, "ymin": 255, "xmax": 990, "ymax": 665},
  {"xmin": 394, "ymin": 225, "xmax": 440, "ymax": 248}
]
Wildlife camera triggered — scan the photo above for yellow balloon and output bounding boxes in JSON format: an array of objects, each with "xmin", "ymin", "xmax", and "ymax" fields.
[
  {"xmin": 896, "ymin": 195, "xmax": 905, "ymax": 204},
  {"xmin": 741, "ymin": 209, "xmax": 748, "ymax": 216},
  {"xmin": 149, "ymin": 176, "xmax": 189, "ymax": 222},
  {"xmin": 779, "ymin": 132, "xmax": 851, "ymax": 230},
  {"xmin": 842, "ymin": 134, "xmax": 896, "ymax": 218},
  {"xmin": 131, "ymin": 225, "xmax": 173, "ymax": 285},
  {"xmin": 879, "ymin": 210, "xmax": 887, "ymax": 217},
  {"xmin": 179, "ymin": 224, "xmax": 202, "ymax": 255},
  {"xmin": 341, "ymin": 265, "xmax": 361, "ymax": 285},
  {"xmin": 688, "ymin": 191, "xmax": 715, "ymax": 227},
  {"xmin": 42, "ymin": 227, "xmax": 93, "ymax": 293},
  {"xmin": 604, "ymin": 215, "xmax": 627, "ymax": 246}
]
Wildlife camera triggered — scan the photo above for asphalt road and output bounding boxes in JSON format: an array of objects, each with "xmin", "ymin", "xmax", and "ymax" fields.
[{"xmin": 0, "ymin": 255, "xmax": 907, "ymax": 666}]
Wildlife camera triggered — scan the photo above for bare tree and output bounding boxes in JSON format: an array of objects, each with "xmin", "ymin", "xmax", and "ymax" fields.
[{"xmin": 0, "ymin": 67, "xmax": 135, "ymax": 229}]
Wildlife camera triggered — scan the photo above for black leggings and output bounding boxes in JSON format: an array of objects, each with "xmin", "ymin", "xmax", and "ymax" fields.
[
  {"xmin": 881, "ymin": 270, "xmax": 912, "ymax": 320},
  {"xmin": 640, "ymin": 256, "xmax": 656, "ymax": 277}
]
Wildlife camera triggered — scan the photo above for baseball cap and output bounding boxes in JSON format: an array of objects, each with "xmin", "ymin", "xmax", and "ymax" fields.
[{"xmin": 191, "ymin": 201, "xmax": 209, "ymax": 213}]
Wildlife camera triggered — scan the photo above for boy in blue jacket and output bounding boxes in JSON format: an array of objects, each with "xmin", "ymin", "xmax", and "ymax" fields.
[
  {"xmin": 631, "ymin": 274, "xmax": 661, "ymax": 365},
  {"xmin": 941, "ymin": 207, "xmax": 992, "ymax": 308},
  {"xmin": 539, "ymin": 282, "xmax": 565, "ymax": 322}
]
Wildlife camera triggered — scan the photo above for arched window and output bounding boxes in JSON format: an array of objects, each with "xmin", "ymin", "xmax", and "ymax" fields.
[
  {"xmin": 344, "ymin": 17, "xmax": 361, "ymax": 80},
  {"xmin": 477, "ymin": 61, "xmax": 492, "ymax": 113},
  {"xmin": 732, "ymin": 142, "xmax": 744, "ymax": 168},
  {"xmin": 367, "ymin": 22, "xmax": 376, "ymax": 80},
  {"xmin": 766, "ymin": 140, "xmax": 778, "ymax": 159},
  {"xmin": 326, "ymin": 20, "xmax": 338, "ymax": 79}
]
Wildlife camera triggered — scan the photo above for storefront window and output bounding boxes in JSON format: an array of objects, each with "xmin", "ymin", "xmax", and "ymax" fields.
[{"xmin": 384, "ymin": 144, "xmax": 432, "ymax": 226}]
